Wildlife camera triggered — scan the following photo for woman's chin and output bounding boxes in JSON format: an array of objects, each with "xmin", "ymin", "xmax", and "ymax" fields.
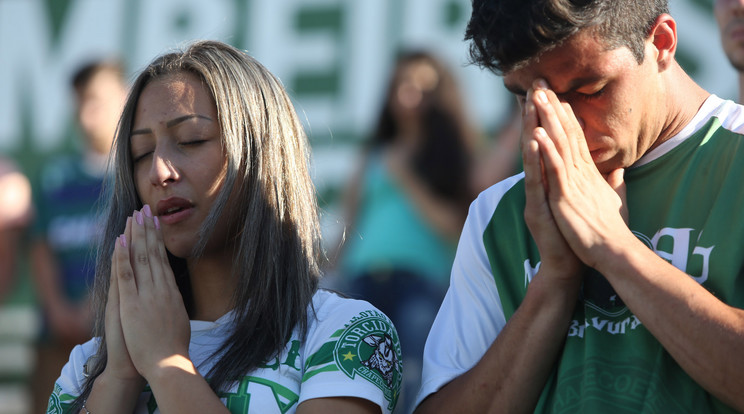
[{"xmin": 163, "ymin": 241, "xmax": 195, "ymax": 260}]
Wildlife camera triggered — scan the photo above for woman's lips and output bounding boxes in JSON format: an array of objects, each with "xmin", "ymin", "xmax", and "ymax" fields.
[
  {"xmin": 156, "ymin": 197, "xmax": 194, "ymax": 225},
  {"xmin": 158, "ymin": 206, "xmax": 194, "ymax": 225}
]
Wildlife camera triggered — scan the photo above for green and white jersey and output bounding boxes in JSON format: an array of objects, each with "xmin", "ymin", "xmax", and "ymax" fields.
[
  {"xmin": 416, "ymin": 95, "xmax": 744, "ymax": 413},
  {"xmin": 47, "ymin": 290, "xmax": 402, "ymax": 414}
]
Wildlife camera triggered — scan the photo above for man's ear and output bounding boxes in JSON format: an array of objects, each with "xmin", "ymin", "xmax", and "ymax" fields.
[{"xmin": 649, "ymin": 13, "xmax": 677, "ymax": 71}]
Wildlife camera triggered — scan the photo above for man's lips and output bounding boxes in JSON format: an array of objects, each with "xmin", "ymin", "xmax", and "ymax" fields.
[{"xmin": 156, "ymin": 197, "xmax": 194, "ymax": 225}]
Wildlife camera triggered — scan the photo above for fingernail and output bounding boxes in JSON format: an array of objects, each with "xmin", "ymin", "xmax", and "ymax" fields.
[
  {"xmin": 143, "ymin": 204, "xmax": 152, "ymax": 218},
  {"xmin": 154, "ymin": 216, "xmax": 160, "ymax": 230},
  {"xmin": 135, "ymin": 211, "xmax": 144, "ymax": 225},
  {"xmin": 536, "ymin": 79, "xmax": 548, "ymax": 89},
  {"xmin": 535, "ymin": 90, "xmax": 548, "ymax": 104},
  {"xmin": 119, "ymin": 234, "xmax": 127, "ymax": 247}
]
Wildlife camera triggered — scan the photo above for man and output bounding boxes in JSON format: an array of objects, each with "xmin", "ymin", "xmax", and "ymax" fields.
[
  {"xmin": 30, "ymin": 59, "xmax": 127, "ymax": 413},
  {"xmin": 715, "ymin": 0, "xmax": 744, "ymax": 102},
  {"xmin": 414, "ymin": 0, "xmax": 744, "ymax": 412}
]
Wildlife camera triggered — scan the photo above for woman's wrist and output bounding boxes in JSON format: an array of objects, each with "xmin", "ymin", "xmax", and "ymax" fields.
[
  {"xmin": 84, "ymin": 370, "xmax": 146, "ymax": 414},
  {"xmin": 142, "ymin": 354, "xmax": 198, "ymax": 388}
]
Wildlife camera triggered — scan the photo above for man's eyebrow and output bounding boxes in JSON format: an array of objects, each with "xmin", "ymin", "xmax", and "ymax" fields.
[
  {"xmin": 130, "ymin": 114, "xmax": 213, "ymax": 136},
  {"xmin": 564, "ymin": 75, "xmax": 605, "ymax": 93},
  {"xmin": 502, "ymin": 75, "xmax": 604, "ymax": 98},
  {"xmin": 503, "ymin": 82, "xmax": 527, "ymax": 97}
]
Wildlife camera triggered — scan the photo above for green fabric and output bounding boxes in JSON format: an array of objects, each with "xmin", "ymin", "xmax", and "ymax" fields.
[{"xmin": 483, "ymin": 116, "xmax": 743, "ymax": 413}]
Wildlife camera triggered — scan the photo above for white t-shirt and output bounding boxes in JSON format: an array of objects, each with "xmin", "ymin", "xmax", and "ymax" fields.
[{"xmin": 47, "ymin": 289, "xmax": 402, "ymax": 414}]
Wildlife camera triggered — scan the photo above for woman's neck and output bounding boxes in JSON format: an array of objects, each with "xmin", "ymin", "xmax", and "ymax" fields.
[
  {"xmin": 396, "ymin": 117, "xmax": 421, "ymax": 144},
  {"xmin": 186, "ymin": 251, "xmax": 236, "ymax": 322}
]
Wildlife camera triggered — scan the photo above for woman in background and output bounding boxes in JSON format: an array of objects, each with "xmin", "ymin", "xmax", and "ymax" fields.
[{"xmin": 334, "ymin": 50, "xmax": 477, "ymax": 413}]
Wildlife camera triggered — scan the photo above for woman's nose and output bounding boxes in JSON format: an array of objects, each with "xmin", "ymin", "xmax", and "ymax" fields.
[{"xmin": 149, "ymin": 149, "xmax": 179, "ymax": 186}]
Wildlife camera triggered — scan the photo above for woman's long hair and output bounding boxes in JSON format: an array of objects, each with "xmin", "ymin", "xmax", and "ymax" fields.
[
  {"xmin": 371, "ymin": 51, "xmax": 475, "ymax": 210},
  {"xmin": 73, "ymin": 40, "xmax": 321, "ymax": 408}
]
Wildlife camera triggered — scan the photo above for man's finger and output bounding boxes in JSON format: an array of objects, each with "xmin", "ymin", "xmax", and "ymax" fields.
[
  {"xmin": 605, "ymin": 168, "xmax": 628, "ymax": 224},
  {"xmin": 532, "ymin": 86, "xmax": 574, "ymax": 168},
  {"xmin": 533, "ymin": 126, "xmax": 568, "ymax": 196},
  {"xmin": 560, "ymin": 102, "xmax": 592, "ymax": 164}
]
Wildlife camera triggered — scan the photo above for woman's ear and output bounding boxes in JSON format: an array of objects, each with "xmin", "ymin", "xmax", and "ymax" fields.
[{"xmin": 649, "ymin": 13, "xmax": 677, "ymax": 72}]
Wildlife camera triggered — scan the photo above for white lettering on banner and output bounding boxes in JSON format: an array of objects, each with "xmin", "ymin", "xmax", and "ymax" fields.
[
  {"xmin": 0, "ymin": 0, "xmax": 509, "ymax": 156},
  {"xmin": 132, "ymin": 0, "xmax": 235, "ymax": 71},
  {"xmin": 3, "ymin": 0, "xmax": 728, "ymax": 159},
  {"xmin": 248, "ymin": 0, "xmax": 345, "ymax": 134},
  {"xmin": 0, "ymin": 0, "xmax": 125, "ymax": 151}
]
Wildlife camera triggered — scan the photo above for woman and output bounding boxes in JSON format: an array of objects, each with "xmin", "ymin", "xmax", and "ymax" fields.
[
  {"xmin": 333, "ymin": 51, "xmax": 476, "ymax": 413},
  {"xmin": 47, "ymin": 40, "xmax": 401, "ymax": 414}
]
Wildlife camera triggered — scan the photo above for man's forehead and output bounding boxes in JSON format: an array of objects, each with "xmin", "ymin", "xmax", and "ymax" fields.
[
  {"xmin": 502, "ymin": 29, "xmax": 625, "ymax": 90},
  {"xmin": 503, "ymin": 48, "xmax": 625, "ymax": 95},
  {"xmin": 502, "ymin": 54, "xmax": 580, "ymax": 95}
]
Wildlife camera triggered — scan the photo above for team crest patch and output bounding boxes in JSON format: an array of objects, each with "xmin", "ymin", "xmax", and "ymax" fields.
[{"xmin": 334, "ymin": 311, "xmax": 402, "ymax": 410}]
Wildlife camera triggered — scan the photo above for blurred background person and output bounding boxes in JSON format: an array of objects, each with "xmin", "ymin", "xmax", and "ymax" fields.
[
  {"xmin": 0, "ymin": 157, "xmax": 33, "ymax": 302},
  {"xmin": 29, "ymin": 59, "xmax": 127, "ymax": 413},
  {"xmin": 715, "ymin": 0, "xmax": 744, "ymax": 102},
  {"xmin": 331, "ymin": 50, "xmax": 478, "ymax": 413},
  {"xmin": 470, "ymin": 99, "xmax": 522, "ymax": 193},
  {"xmin": 0, "ymin": 156, "xmax": 34, "ymax": 414}
]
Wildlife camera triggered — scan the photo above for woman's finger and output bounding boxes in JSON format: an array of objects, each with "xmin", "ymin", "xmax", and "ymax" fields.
[
  {"xmin": 141, "ymin": 204, "xmax": 172, "ymax": 291},
  {"xmin": 107, "ymin": 241, "xmax": 121, "ymax": 320},
  {"xmin": 130, "ymin": 209, "xmax": 155, "ymax": 289},
  {"xmin": 153, "ymin": 214, "xmax": 179, "ymax": 291},
  {"xmin": 124, "ymin": 216, "xmax": 132, "ymax": 256},
  {"xmin": 115, "ymin": 232, "xmax": 138, "ymax": 299}
]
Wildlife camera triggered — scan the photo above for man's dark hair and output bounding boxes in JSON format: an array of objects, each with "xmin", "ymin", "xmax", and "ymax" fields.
[{"xmin": 465, "ymin": 0, "xmax": 669, "ymax": 75}]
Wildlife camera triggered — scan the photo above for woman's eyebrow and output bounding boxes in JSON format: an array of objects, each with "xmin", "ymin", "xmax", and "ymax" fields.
[{"xmin": 130, "ymin": 114, "xmax": 213, "ymax": 136}]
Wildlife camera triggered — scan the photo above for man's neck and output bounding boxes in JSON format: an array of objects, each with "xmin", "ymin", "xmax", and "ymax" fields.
[
  {"xmin": 738, "ymin": 72, "xmax": 744, "ymax": 104},
  {"xmin": 655, "ymin": 63, "xmax": 710, "ymax": 150}
]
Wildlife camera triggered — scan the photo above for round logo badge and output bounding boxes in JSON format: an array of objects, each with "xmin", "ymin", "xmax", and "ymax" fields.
[{"xmin": 334, "ymin": 311, "xmax": 402, "ymax": 410}]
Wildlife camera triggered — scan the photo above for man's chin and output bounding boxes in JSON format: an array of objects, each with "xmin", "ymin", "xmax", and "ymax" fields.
[{"xmin": 592, "ymin": 154, "xmax": 625, "ymax": 175}]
